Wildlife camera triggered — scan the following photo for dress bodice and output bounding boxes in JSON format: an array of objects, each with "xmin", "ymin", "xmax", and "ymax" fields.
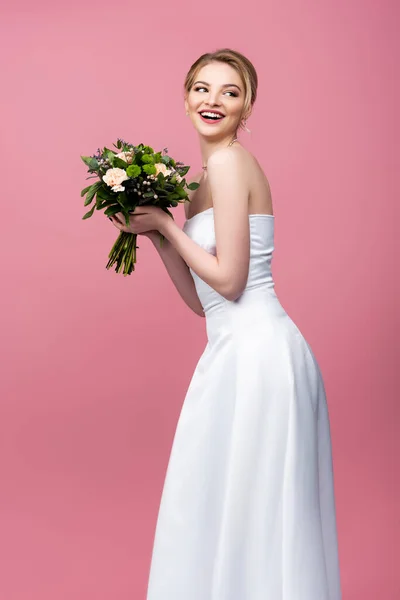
[{"xmin": 182, "ymin": 207, "xmax": 276, "ymax": 314}]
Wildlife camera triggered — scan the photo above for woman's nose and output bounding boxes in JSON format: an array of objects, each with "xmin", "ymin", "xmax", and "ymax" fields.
[{"xmin": 206, "ymin": 94, "xmax": 220, "ymax": 107}]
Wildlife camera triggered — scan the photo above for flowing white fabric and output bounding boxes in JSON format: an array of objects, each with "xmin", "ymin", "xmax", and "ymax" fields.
[{"xmin": 147, "ymin": 209, "xmax": 341, "ymax": 600}]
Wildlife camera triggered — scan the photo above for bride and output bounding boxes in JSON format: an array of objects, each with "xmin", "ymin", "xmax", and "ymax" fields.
[{"xmin": 110, "ymin": 48, "xmax": 342, "ymax": 600}]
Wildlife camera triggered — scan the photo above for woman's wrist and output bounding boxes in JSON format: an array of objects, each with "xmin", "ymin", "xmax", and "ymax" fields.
[{"xmin": 145, "ymin": 230, "xmax": 162, "ymax": 243}]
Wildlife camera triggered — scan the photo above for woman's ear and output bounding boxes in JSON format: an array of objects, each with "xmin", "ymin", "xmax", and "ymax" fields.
[
  {"xmin": 243, "ymin": 106, "xmax": 253, "ymax": 121},
  {"xmin": 184, "ymin": 97, "xmax": 189, "ymax": 116}
]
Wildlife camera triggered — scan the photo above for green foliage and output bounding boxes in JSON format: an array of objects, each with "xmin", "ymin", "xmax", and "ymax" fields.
[
  {"xmin": 96, "ymin": 186, "xmax": 114, "ymax": 201},
  {"xmin": 126, "ymin": 164, "xmax": 141, "ymax": 178},
  {"xmin": 82, "ymin": 204, "xmax": 96, "ymax": 219},
  {"xmin": 117, "ymin": 191, "xmax": 129, "ymax": 208},
  {"xmin": 176, "ymin": 186, "xmax": 187, "ymax": 199},
  {"xmin": 81, "ymin": 156, "xmax": 99, "ymax": 171},
  {"xmin": 176, "ymin": 165, "xmax": 190, "ymax": 176},
  {"xmin": 96, "ymin": 198, "xmax": 116, "ymax": 210},
  {"xmin": 81, "ymin": 139, "xmax": 201, "ymax": 273},
  {"xmin": 81, "ymin": 185, "xmax": 92, "ymax": 197},
  {"xmin": 82, "ymin": 181, "xmax": 103, "ymax": 206},
  {"xmin": 114, "ymin": 157, "xmax": 129, "ymax": 169},
  {"xmin": 104, "ymin": 205, "xmax": 124, "ymax": 217},
  {"xmin": 142, "ymin": 164, "xmax": 156, "ymax": 175}
]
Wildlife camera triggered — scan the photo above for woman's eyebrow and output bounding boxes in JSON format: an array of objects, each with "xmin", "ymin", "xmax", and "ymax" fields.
[{"xmin": 193, "ymin": 80, "xmax": 242, "ymax": 91}]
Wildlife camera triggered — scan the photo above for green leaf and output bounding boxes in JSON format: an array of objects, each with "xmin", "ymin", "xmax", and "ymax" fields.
[
  {"xmin": 81, "ymin": 156, "xmax": 99, "ymax": 170},
  {"xmin": 105, "ymin": 205, "xmax": 124, "ymax": 217},
  {"xmin": 96, "ymin": 198, "xmax": 116, "ymax": 210},
  {"xmin": 84, "ymin": 181, "xmax": 103, "ymax": 206},
  {"xmin": 117, "ymin": 191, "xmax": 129, "ymax": 207},
  {"xmin": 81, "ymin": 185, "xmax": 92, "ymax": 197},
  {"xmin": 161, "ymin": 155, "xmax": 171, "ymax": 165},
  {"xmin": 155, "ymin": 187, "xmax": 167, "ymax": 196},
  {"xmin": 96, "ymin": 185, "xmax": 114, "ymax": 201},
  {"xmin": 176, "ymin": 186, "xmax": 187, "ymax": 199},
  {"xmin": 126, "ymin": 164, "xmax": 141, "ymax": 178},
  {"xmin": 82, "ymin": 204, "xmax": 96, "ymax": 219},
  {"xmin": 176, "ymin": 165, "xmax": 190, "ymax": 176},
  {"xmin": 114, "ymin": 157, "xmax": 128, "ymax": 169},
  {"xmin": 187, "ymin": 182, "xmax": 200, "ymax": 190}
]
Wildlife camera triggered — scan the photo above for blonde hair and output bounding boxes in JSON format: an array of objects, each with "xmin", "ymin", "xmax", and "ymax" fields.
[{"xmin": 184, "ymin": 48, "xmax": 258, "ymax": 133}]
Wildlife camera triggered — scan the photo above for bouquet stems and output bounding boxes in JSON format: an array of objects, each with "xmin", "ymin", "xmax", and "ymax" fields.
[
  {"xmin": 106, "ymin": 231, "xmax": 138, "ymax": 276},
  {"xmin": 105, "ymin": 231, "xmax": 165, "ymax": 276}
]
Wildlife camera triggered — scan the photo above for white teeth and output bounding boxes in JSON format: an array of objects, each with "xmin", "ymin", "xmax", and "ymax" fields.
[{"xmin": 200, "ymin": 111, "xmax": 224, "ymax": 118}]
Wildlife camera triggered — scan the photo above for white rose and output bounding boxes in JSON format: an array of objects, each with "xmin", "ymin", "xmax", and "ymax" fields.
[
  {"xmin": 102, "ymin": 168, "xmax": 129, "ymax": 192},
  {"xmin": 154, "ymin": 162, "xmax": 172, "ymax": 177},
  {"xmin": 115, "ymin": 151, "xmax": 134, "ymax": 164}
]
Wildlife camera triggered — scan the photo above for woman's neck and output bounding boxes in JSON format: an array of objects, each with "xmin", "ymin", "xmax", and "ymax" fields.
[{"xmin": 198, "ymin": 133, "xmax": 239, "ymax": 170}]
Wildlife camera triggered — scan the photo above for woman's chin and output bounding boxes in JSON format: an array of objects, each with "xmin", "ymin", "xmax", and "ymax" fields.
[{"xmin": 194, "ymin": 124, "xmax": 233, "ymax": 140}]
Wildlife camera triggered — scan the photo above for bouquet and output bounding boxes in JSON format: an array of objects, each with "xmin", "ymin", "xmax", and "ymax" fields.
[{"xmin": 80, "ymin": 138, "xmax": 199, "ymax": 276}]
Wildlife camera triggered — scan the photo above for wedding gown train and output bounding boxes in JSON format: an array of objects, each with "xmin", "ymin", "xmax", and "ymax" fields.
[{"xmin": 146, "ymin": 208, "xmax": 341, "ymax": 600}]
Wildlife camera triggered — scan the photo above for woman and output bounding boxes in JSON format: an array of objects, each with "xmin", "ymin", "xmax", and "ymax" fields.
[{"xmin": 110, "ymin": 49, "xmax": 342, "ymax": 600}]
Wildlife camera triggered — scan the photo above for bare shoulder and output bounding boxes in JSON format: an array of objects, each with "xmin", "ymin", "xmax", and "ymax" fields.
[
  {"xmin": 207, "ymin": 145, "xmax": 273, "ymax": 212},
  {"xmin": 207, "ymin": 144, "xmax": 260, "ymax": 178},
  {"xmin": 184, "ymin": 170, "xmax": 202, "ymax": 219},
  {"xmin": 212, "ymin": 145, "xmax": 271, "ymax": 183},
  {"xmin": 207, "ymin": 144, "xmax": 247, "ymax": 170},
  {"xmin": 206, "ymin": 145, "xmax": 255, "ymax": 191}
]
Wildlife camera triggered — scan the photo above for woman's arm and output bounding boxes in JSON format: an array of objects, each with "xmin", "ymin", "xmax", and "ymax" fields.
[
  {"xmin": 146, "ymin": 231, "xmax": 205, "ymax": 317},
  {"xmin": 159, "ymin": 148, "xmax": 250, "ymax": 302}
]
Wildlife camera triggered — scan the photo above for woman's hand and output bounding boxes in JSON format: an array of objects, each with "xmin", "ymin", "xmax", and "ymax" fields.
[{"xmin": 108, "ymin": 205, "xmax": 170, "ymax": 236}]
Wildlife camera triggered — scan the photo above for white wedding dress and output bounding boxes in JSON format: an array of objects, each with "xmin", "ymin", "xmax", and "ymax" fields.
[{"xmin": 146, "ymin": 208, "xmax": 341, "ymax": 600}]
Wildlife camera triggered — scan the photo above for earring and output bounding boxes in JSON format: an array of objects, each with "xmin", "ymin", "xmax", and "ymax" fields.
[{"xmin": 242, "ymin": 119, "xmax": 251, "ymax": 133}]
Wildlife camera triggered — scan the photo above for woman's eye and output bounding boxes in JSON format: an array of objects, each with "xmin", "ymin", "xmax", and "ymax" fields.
[{"xmin": 193, "ymin": 86, "xmax": 238, "ymax": 97}]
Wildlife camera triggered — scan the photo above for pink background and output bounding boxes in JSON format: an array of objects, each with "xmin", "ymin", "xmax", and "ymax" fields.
[{"xmin": 0, "ymin": 0, "xmax": 398, "ymax": 598}]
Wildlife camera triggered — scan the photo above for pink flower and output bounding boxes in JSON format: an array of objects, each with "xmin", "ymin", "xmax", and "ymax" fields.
[
  {"xmin": 154, "ymin": 162, "xmax": 172, "ymax": 177},
  {"xmin": 115, "ymin": 151, "xmax": 134, "ymax": 164},
  {"xmin": 102, "ymin": 168, "xmax": 129, "ymax": 192}
]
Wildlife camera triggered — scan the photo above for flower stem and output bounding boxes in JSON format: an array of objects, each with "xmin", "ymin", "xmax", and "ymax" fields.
[{"xmin": 106, "ymin": 231, "xmax": 138, "ymax": 275}]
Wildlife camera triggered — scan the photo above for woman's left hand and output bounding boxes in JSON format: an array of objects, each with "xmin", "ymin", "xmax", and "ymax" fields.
[{"xmin": 109, "ymin": 205, "xmax": 170, "ymax": 235}]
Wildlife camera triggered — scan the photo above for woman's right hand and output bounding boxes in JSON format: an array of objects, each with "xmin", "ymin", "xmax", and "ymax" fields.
[{"xmin": 108, "ymin": 215, "xmax": 157, "ymax": 237}]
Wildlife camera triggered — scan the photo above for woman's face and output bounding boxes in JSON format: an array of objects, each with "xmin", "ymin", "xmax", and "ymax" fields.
[{"xmin": 185, "ymin": 61, "xmax": 246, "ymax": 140}]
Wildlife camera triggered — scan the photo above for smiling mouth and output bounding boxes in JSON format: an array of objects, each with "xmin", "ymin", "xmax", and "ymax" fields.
[{"xmin": 199, "ymin": 111, "xmax": 225, "ymax": 122}]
